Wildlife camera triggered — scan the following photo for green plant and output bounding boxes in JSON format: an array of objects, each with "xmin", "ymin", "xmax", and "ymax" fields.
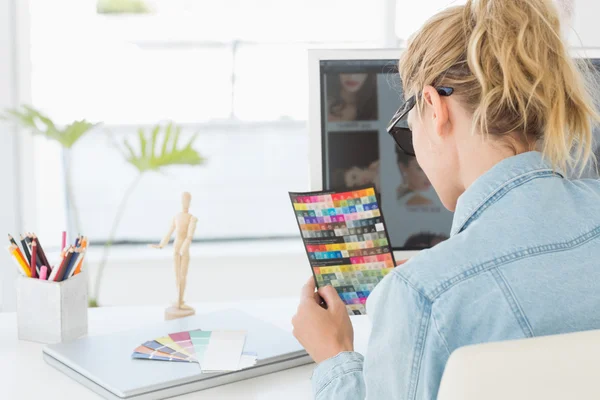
[
  {"xmin": 2, "ymin": 105, "xmax": 99, "ymax": 238},
  {"xmin": 90, "ymin": 122, "xmax": 204, "ymax": 306},
  {"xmin": 97, "ymin": 0, "xmax": 150, "ymax": 15}
]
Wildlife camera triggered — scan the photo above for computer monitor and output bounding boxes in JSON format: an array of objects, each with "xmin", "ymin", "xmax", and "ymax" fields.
[
  {"xmin": 308, "ymin": 49, "xmax": 451, "ymax": 256},
  {"xmin": 308, "ymin": 48, "xmax": 600, "ymax": 256}
]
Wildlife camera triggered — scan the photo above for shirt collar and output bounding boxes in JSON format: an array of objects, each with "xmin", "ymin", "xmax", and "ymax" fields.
[{"xmin": 450, "ymin": 151, "xmax": 564, "ymax": 236}]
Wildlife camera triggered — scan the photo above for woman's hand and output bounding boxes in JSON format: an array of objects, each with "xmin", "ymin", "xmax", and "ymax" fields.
[{"xmin": 292, "ymin": 277, "xmax": 354, "ymax": 364}]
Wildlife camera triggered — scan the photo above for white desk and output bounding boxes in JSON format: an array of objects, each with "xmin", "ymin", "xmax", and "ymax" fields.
[{"xmin": 0, "ymin": 297, "xmax": 371, "ymax": 399}]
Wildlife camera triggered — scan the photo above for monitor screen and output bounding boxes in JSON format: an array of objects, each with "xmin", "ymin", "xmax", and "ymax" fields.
[{"xmin": 319, "ymin": 59, "xmax": 454, "ymax": 250}]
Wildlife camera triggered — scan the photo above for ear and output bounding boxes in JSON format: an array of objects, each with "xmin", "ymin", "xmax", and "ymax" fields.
[{"xmin": 422, "ymin": 86, "xmax": 450, "ymax": 141}]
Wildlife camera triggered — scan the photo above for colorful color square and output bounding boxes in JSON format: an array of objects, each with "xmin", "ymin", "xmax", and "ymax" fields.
[{"xmin": 290, "ymin": 187, "xmax": 396, "ymax": 316}]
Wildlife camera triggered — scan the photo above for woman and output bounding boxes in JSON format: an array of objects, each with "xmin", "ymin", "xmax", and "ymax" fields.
[
  {"xmin": 332, "ymin": 160, "xmax": 381, "ymax": 192},
  {"xmin": 292, "ymin": 1, "xmax": 600, "ymax": 399},
  {"xmin": 395, "ymin": 146, "xmax": 433, "ymax": 206},
  {"xmin": 327, "ymin": 73, "xmax": 378, "ymax": 122}
]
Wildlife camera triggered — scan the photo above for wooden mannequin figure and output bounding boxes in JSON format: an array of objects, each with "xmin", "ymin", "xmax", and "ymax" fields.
[{"xmin": 150, "ymin": 192, "xmax": 198, "ymax": 320}]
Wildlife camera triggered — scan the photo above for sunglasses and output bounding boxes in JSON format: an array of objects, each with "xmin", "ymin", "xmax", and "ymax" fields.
[{"xmin": 386, "ymin": 87, "xmax": 454, "ymax": 156}]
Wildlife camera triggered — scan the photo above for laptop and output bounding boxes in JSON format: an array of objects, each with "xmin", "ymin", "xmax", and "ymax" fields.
[{"xmin": 43, "ymin": 309, "xmax": 312, "ymax": 399}]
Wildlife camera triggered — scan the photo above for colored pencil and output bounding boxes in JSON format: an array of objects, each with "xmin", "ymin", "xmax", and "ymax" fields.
[
  {"xmin": 72, "ymin": 237, "xmax": 88, "ymax": 276},
  {"xmin": 32, "ymin": 234, "xmax": 51, "ymax": 272},
  {"xmin": 71, "ymin": 249, "xmax": 86, "ymax": 277},
  {"xmin": 26, "ymin": 234, "xmax": 42, "ymax": 275},
  {"xmin": 20, "ymin": 235, "xmax": 32, "ymax": 265},
  {"xmin": 9, "ymin": 234, "xmax": 28, "ymax": 269},
  {"xmin": 11, "ymin": 239, "xmax": 29, "ymax": 269},
  {"xmin": 55, "ymin": 247, "xmax": 74, "ymax": 282},
  {"xmin": 30, "ymin": 240, "xmax": 38, "ymax": 278},
  {"xmin": 8, "ymin": 234, "xmax": 18, "ymax": 247},
  {"xmin": 8, "ymin": 245, "xmax": 31, "ymax": 277},
  {"xmin": 63, "ymin": 248, "xmax": 80, "ymax": 279},
  {"xmin": 48, "ymin": 250, "xmax": 66, "ymax": 282},
  {"xmin": 39, "ymin": 266, "xmax": 48, "ymax": 280},
  {"xmin": 8, "ymin": 232, "xmax": 85, "ymax": 281},
  {"xmin": 61, "ymin": 231, "xmax": 66, "ymax": 251}
]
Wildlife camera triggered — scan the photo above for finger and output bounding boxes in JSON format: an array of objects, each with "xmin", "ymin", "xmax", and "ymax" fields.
[
  {"xmin": 313, "ymin": 291, "xmax": 322, "ymax": 304},
  {"xmin": 317, "ymin": 285, "xmax": 342, "ymax": 308},
  {"xmin": 396, "ymin": 259, "xmax": 409, "ymax": 266},
  {"xmin": 301, "ymin": 277, "xmax": 316, "ymax": 300}
]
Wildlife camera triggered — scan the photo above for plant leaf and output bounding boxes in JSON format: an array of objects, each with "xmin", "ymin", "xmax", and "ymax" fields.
[
  {"xmin": 160, "ymin": 122, "xmax": 172, "ymax": 157},
  {"xmin": 61, "ymin": 120, "xmax": 99, "ymax": 148},
  {"xmin": 138, "ymin": 128, "xmax": 147, "ymax": 159},
  {"xmin": 2, "ymin": 105, "xmax": 97, "ymax": 148},
  {"xmin": 185, "ymin": 132, "xmax": 199, "ymax": 149},
  {"xmin": 23, "ymin": 105, "xmax": 57, "ymax": 132},
  {"xmin": 171, "ymin": 125, "xmax": 181, "ymax": 154},
  {"xmin": 150, "ymin": 124, "xmax": 159, "ymax": 158},
  {"xmin": 122, "ymin": 123, "xmax": 205, "ymax": 173}
]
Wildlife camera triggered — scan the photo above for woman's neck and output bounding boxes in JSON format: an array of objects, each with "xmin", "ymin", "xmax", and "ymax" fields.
[
  {"xmin": 340, "ymin": 88, "xmax": 357, "ymax": 105},
  {"xmin": 459, "ymin": 136, "xmax": 530, "ymax": 190}
]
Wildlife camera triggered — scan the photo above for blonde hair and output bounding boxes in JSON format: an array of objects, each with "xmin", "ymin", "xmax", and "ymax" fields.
[{"xmin": 399, "ymin": 0, "xmax": 600, "ymax": 173}]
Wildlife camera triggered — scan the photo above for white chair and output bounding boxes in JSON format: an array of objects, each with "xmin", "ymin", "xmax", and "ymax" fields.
[{"xmin": 437, "ymin": 329, "xmax": 600, "ymax": 400}]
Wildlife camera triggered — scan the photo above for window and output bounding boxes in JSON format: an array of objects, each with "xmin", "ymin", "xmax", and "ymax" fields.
[{"xmin": 27, "ymin": 0, "xmax": 394, "ymax": 243}]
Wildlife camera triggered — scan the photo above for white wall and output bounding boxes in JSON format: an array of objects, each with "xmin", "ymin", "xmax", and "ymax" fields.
[
  {"xmin": 569, "ymin": 0, "xmax": 600, "ymax": 48},
  {"xmin": 0, "ymin": 0, "xmax": 32, "ymax": 312},
  {"xmin": 0, "ymin": 0, "xmax": 20, "ymax": 311},
  {"xmin": 395, "ymin": 0, "xmax": 599, "ymax": 49}
]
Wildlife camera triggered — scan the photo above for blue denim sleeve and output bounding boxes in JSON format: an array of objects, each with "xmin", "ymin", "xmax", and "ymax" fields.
[
  {"xmin": 363, "ymin": 270, "xmax": 449, "ymax": 399},
  {"xmin": 312, "ymin": 351, "xmax": 365, "ymax": 399},
  {"xmin": 311, "ymin": 270, "xmax": 449, "ymax": 399}
]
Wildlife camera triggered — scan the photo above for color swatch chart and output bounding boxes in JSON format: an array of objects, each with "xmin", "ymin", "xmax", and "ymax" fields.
[
  {"xmin": 290, "ymin": 187, "xmax": 396, "ymax": 315},
  {"xmin": 132, "ymin": 329, "xmax": 256, "ymax": 372}
]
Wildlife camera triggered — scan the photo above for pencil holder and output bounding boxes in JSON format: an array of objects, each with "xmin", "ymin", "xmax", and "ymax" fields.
[{"xmin": 17, "ymin": 270, "xmax": 88, "ymax": 344}]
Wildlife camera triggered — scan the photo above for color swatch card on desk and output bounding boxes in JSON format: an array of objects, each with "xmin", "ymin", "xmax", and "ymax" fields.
[
  {"xmin": 190, "ymin": 330, "xmax": 248, "ymax": 372},
  {"xmin": 132, "ymin": 329, "xmax": 255, "ymax": 373},
  {"xmin": 289, "ymin": 187, "xmax": 396, "ymax": 315}
]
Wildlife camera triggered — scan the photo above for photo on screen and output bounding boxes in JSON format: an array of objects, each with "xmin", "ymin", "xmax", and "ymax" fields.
[
  {"xmin": 319, "ymin": 58, "xmax": 455, "ymax": 249},
  {"xmin": 379, "ymin": 136, "xmax": 453, "ymax": 249},
  {"xmin": 395, "ymin": 146, "xmax": 435, "ymax": 207},
  {"xmin": 327, "ymin": 131, "xmax": 380, "ymax": 192},
  {"xmin": 326, "ymin": 73, "xmax": 378, "ymax": 122}
]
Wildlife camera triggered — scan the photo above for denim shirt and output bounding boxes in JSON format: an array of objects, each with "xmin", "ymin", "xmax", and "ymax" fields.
[{"xmin": 311, "ymin": 151, "xmax": 600, "ymax": 399}]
